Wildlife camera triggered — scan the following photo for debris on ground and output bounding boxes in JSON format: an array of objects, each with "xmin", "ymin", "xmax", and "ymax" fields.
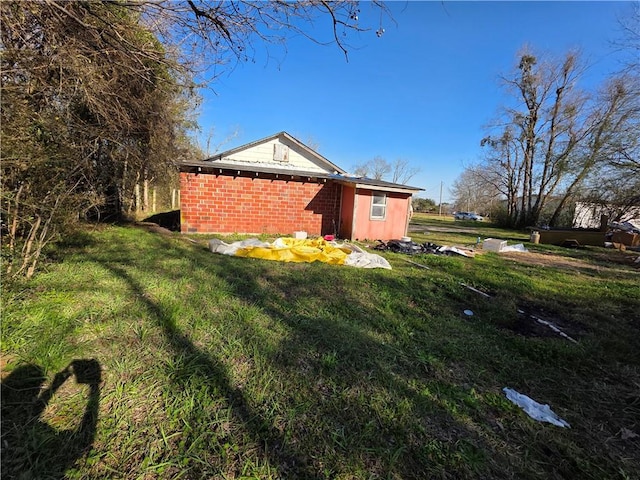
[
  {"xmin": 517, "ymin": 309, "xmax": 578, "ymax": 343},
  {"xmin": 404, "ymin": 259, "xmax": 430, "ymax": 270},
  {"xmin": 457, "ymin": 281, "xmax": 582, "ymax": 343},
  {"xmin": 560, "ymin": 239, "xmax": 585, "ymax": 249},
  {"xmin": 209, "ymin": 237, "xmax": 392, "ymax": 269},
  {"xmin": 607, "ymin": 220, "xmax": 640, "ymax": 248},
  {"xmin": 501, "ymin": 243, "xmax": 529, "ymax": 253},
  {"xmin": 373, "ymin": 239, "xmax": 439, "ymax": 254},
  {"xmin": 619, "ymin": 428, "xmax": 639, "ymax": 440},
  {"xmin": 373, "ymin": 239, "xmax": 476, "ymax": 257},
  {"xmin": 503, "ymin": 387, "xmax": 571, "ymax": 428},
  {"xmin": 483, "ymin": 238, "xmax": 529, "ymax": 253},
  {"xmin": 439, "ymin": 246, "xmax": 475, "ymax": 257},
  {"xmin": 483, "ymin": 238, "xmax": 507, "ymax": 252},
  {"xmin": 460, "ymin": 283, "xmax": 492, "ymax": 298},
  {"xmin": 610, "ymin": 220, "xmax": 640, "ymax": 234}
]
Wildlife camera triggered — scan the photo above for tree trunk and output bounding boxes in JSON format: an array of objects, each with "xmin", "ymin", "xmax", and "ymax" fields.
[
  {"xmin": 135, "ymin": 183, "xmax": 141, "ymax": 213},
  {"xmin": 143, "ymin": 177, "xmax": 149, "ymax": 212}
]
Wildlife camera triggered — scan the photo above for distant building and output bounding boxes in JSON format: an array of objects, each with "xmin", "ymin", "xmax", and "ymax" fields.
[{"xmin": 573, "ymin": 202, "xmax": 640, "ymax": 228}]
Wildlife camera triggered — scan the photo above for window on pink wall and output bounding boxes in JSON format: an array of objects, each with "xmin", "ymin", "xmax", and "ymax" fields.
[{"xmin": 370, "ymin": 192, "xmax": 387, "ymax": 220}]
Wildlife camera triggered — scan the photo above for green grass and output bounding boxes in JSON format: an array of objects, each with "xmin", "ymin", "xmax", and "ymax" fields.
[{"xmin": 2, "ymin": 218, "xmax": 639, "ymax": 479}]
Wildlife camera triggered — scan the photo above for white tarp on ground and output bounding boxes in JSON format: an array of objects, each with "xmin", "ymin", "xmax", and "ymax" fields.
[
  {"xmin": 503, "ymin": 387, "xmax": 570, "ymax": 428},
  {"xmin": 500, "ymin": 243, "xmax": 529, "ymax": 253},
  {"xmin": 209, "ymin": 238, "xmax": 392, "ymax": 269}
]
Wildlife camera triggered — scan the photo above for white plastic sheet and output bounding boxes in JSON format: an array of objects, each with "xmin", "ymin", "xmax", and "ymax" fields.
[
  {"xmin": 503, "ymin": 387, "xmax": 570, "ymax": 428},
  {"xmin": 209, "ymin": 238, "xmax": 270, "ymax": 256},
  {"xmin": 344, "ymin": 251, "xmax": 392, "ymax": 269},
  {"xmin": 500, "ymin": 243, "xmax": 529, "ymax": 253}
]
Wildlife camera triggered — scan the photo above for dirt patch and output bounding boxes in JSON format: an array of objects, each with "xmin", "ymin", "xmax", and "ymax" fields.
[
  {"xmin": 500, "ymin": 250, "xmax": 640, "ymax": 275},
  {"xmin": 136, "ymin": 222, "xmax": 176, "ymax": 237},
  {"xmin": 0, "ymin": 354, "xmax": 18, "ymax": 380},
  {"xmin": 408, "ymin": 224, "xmax": 482, "ymax": 235}
]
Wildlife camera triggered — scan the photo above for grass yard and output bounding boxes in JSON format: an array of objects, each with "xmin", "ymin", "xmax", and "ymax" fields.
[{"xmin": 2, "ymin": 214, "xmax": 639, "ymax": 479}]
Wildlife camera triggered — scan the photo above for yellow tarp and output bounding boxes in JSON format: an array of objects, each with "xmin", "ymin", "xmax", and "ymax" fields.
[{"xmin": 234, "ymin": 238, "xmax": 351, "ymax": 265}]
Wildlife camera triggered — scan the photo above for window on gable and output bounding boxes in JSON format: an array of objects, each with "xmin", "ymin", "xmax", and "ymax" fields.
[
  {"xmin": 370, "ymin": 192, "xmax": 387, "ymax": 220},
  {"xmin": 273, "ymin": 144, "xmax": 289, "ymax": 162}
]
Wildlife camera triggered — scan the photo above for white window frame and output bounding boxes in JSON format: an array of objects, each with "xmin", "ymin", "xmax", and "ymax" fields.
[{"xmin": 370, "ymin": 192, "xmax": 387, "ymax": 220}]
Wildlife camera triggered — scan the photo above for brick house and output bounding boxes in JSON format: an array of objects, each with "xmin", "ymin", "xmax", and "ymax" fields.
[{"xmin": 179, "ymin": 132, "xmax": 422, "ymax": 241}]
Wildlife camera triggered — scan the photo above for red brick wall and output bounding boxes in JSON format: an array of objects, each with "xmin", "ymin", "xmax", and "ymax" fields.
[{"xmin": 180, "ymin": 172, "xmax": 341, "ymax": 235}]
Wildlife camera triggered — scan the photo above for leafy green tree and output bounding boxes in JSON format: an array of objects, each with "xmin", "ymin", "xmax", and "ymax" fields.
[{"xmin": 412, "ymin": 197, "xmax": 437, "ymax": 213}]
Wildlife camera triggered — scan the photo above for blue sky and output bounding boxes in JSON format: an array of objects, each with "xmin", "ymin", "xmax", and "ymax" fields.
[{"xmin": 195, "ymin": 1, "xmax": 632, "ymax": 202}]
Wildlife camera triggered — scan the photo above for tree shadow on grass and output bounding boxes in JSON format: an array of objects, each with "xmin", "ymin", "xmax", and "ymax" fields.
[
  {"xmin": 97, "ymin": 260, "xmax": 323, "ymax": 479},
  {"xmin": 195, "ymin": 253, "xmax": 516, "ymax": 478},
  {"xmin": 142, "ymin": 210, "xmax": 180, "ymax": 231},
  {"xmin": 1, "ymin": 359, "xmax": 102, "ymax": 479},
  {"xmin": 86, "ymin": 230, "xmax": 519, "ymax": 478},
  {"xmin": 26, "ymin": 225, "xmax": 640, "ymax": 478}
]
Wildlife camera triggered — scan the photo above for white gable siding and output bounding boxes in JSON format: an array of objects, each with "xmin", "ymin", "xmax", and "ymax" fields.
[{"xmin": 220, "ymin": 138, "xmax": 332, "ymax": 173}]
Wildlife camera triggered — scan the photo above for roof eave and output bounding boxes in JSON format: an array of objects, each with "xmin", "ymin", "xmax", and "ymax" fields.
[
  {"xmin": 353, "ymin": 183, "xmax": 422, "ymax": 194},
  {"xmin": 179, "ymin": 161, "xmax": 333, "ymax": 180},
  {"xmin": 330, "ymin": 176, "xmax": 423, "ymax": 194}
]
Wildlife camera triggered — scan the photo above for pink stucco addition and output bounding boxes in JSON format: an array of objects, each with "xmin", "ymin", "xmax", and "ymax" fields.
[{"xmin": 340, "ymin": 187, "xmax": 412, "ymax": 241}]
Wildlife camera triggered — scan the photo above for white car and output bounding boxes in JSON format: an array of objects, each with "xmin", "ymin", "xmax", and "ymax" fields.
[{"xmin": 454, "ymin": 212, "xmax": 483, "ymax": 221}]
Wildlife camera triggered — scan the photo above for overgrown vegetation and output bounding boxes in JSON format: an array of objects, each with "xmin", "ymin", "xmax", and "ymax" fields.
[
  {"xmin": 0, "ymin": 1, "xmax": 200, "ymax": 278},
  {"xmin": 1, "ymin": 0, "xmax": 390, "ymax": 279},
  {"xmin": 2, "ymin": 216, "xmax": 638, "ymax": 479}
]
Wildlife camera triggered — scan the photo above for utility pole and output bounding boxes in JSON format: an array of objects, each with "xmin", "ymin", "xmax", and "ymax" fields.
[{"xmin": 438, "ymin": 181, "xmax": 443, "ymax": 216}]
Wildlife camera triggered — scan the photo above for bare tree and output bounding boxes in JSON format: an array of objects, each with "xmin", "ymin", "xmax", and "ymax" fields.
[
  {"xmin": 204, "ymin": 127, "xmax": 241, "ymax": 155},
  {"xmin": 480, "ymin": 127, "xmax": 523, "ymax": 223},
  {"xmin": 390, "ymin": 158, "xmax": 420, "ymax": 184},
  {"xmin": 547, "ymin": 75, "xmax": 639, "ymax": 225},
  {"xmin": 614, "ymin": 1, "xmax": 640, "ymax": 73},
  {"xmin": 353, "ymin": 156, "xmax": 420, "ymax": 184},
  {"xmin": 352, "ymin": 163, "xmax": 370, "ymax": 177},
  {"xmin": 353, "ymin": 156, "xmax": 390, "ymax": 179},
  {"xmin": 471, "ymin": 47, "xmax": 639, "ymax": 228},
  {"xmin": 133, "ymin": 0, "xmax": 391, "ymax": 76},
  {"xmin": 499, "ymin": 49, "xmax": 587, "ymax": 226},
  {"xmin": 369, "ymin": 156, "xmax": 392, "ymax": 180},
  {"xmin": 451, "ymin": 167, "xmax": 501, "ymax": 215}
]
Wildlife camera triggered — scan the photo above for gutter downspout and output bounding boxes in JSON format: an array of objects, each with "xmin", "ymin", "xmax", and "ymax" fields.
[
  {"xmin": 351, "ymin": 188, "xmax": 358, "ymax": 241},
  {"xmin": 405, "ymin": 196, "xmax": 413, "ymax": 237},
  {"xmin": 337, "ymin": 183, "xmax": 343, "ymax": 238}
]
